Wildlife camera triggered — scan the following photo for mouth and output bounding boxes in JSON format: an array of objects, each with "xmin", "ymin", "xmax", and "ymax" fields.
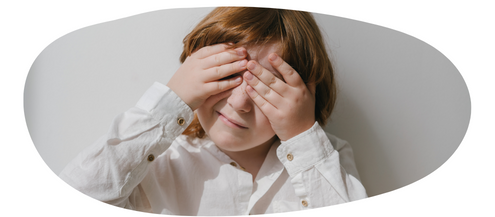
[{"xmin": 216, "ymin": 111, "xmax": 248, "ymax": 129}]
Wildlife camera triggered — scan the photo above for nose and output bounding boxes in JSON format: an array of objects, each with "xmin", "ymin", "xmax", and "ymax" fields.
[{"xmin": 227, "ymin": 79, "xmax": 253, "ymax": 113}]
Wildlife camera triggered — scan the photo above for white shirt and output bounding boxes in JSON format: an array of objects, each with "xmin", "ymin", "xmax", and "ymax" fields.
[{"xmin": 59, "ymin": 82, "xmax": 367, "ymax": 215}]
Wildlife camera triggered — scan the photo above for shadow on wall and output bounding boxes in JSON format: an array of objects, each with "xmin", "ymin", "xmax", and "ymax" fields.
[
  {"xmin": 326, "ymin": 92, "xmax": 408, "ymax": 196},
  {"xmin": 24, "ymin": 7, "xmax": 470, "ymax": 200},
  {"xmin": 326, "ymin": 95, "xmax": 399, "ymax": 196},
  {"xmin": 320, "ymin": 12, "xmax": 471, "ymax": 195}
]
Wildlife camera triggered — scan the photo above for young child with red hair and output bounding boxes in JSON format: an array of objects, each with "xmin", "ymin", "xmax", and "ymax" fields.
[{"xmin": 60, "ymin": 7, "xmax": 367, "ymax": 215}]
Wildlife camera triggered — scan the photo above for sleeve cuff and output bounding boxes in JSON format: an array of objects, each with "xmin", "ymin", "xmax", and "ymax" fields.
[
  {"xmin": 276, "ymin": 122, "xmax": 336, "ymax": 176},
  {"xmin": 136, "ymin": 82, "xmax": 194, "ymax": 136}
]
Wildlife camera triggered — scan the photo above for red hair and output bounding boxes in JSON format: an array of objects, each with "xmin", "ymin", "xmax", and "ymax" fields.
[{"xmin": 180, "ymin": 7, "xmax": 336, "ymax": 138}]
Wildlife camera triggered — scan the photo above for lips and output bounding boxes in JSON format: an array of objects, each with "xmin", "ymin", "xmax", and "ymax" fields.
[{"xmin": 216, "ymin": 111, "xmax": 248, "ymax": 129}]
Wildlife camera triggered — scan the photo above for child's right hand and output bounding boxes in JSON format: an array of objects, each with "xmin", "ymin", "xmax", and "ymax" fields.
[{"xmin": 167, "ymin": 44, "xmax": 247, "ymax": 111}]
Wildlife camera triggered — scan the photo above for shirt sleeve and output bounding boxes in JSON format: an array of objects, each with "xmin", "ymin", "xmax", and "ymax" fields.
[
  {"xmin": 59, "ymin": 82, "xmax": 194, "ymax": 209},
  {"xmin": 276, "ymin": 122, "xmax": 367, "ymax": 209}
]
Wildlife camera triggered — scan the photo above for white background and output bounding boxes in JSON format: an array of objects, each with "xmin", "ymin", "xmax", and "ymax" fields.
[{"xmin": 2, "ymin": 0, "xmax": 494, "ymax": 216}]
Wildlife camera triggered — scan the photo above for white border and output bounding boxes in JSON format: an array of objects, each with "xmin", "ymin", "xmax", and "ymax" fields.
[{"xmin": 2, "ymin": 0, "xmax": 493, "ymax": 216}]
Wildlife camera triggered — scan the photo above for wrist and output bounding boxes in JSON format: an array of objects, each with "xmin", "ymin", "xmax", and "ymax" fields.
[
  {"xmin": 166, "ymin": 84, "xmax": 197, "ymax": 111},
  {"xmin": 278, "ymin": 120, "xmax": 316, "ymax": 141},
  {"xmin": 279, "ymin": 121, "xmax": 319, "ymax": 142}
]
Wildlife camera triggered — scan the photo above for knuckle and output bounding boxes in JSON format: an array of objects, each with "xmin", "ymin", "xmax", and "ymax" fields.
[
  {"xmin": 262, "ymin": 102, "xmax": 272, "ymax": 111},
  {"xmin": 259, "ymin": 100, "xmax": 266, "ymax": 108},
  {"xmin": 214, "ymin": 54, "xmax": 221, "ymax": 65},
  {"xmin": 268, "ymin": 76, "xmax": 277, "ymax": 87},
  {"xmin": 217, "ymin": 81, "xmax": 223, "ymax": 91},
  {"xmin": 253, "ymin": 79, "xmax": 260, "ymax": 86},
  {"xmin": 264, "ymin": 88, "xmax": 271, "ymax": 97},
  {"xmin": 250, "ymin": 90, "xmax": 258, "ymax": 98},
  {"xmin": 254, "ymin": 67, "xmax": 262, "ymax": 76},
  {"xmin": 287, "ymin": 68, "xmax": 295, "ymax": 76},
  {"xmin": 215, "ymin": 67, "xmax": 220, "ymax": 77}
]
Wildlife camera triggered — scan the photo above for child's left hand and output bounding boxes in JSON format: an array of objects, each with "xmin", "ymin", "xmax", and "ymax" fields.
[{"xmin": 244, "ymin": 53, "xmax": 316, "ymax": 141}]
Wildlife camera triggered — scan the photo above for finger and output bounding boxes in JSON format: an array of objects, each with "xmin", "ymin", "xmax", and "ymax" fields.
[
  {"xmin": 268, "ymin": 53, "xmax": 305, "ymax": 88},
  {"xmin": 204, "ymin": 59, "xmax": 247, "ymax": 82},
  {"xmin": 246, "ymin": 60, "xmax": 288, "ymax": 95},
  {"xmin": 201, "ymin": 47, "xmax": 247, "ymax": 69},
  {"xmin": 205, "ymin": 88, "xmax": 233, "ymax": 103},
  {"xmin": 204, "ymin": 75, "xmax": 243, "ymax": 96},
  {"xmin": 245, "ymin": 84, "xmax": 277, "ymax": 116},
  {"xmin": 244, "ymin": 71, "xmax": 283, "ymax": 107},
  {"xmin": 193, "ymin": 44, "xmax": 230, "ymax": 59}
]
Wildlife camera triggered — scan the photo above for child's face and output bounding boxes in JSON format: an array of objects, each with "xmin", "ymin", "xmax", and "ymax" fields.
[{"xmin": 197, "ymin": 43, "xmax": 283, "ymax": 153}]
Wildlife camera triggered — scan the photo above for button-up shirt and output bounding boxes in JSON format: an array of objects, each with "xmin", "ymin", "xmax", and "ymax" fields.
[{"xmin": 59, "ymin": 82, "xmax": 367, "ymax": 215}]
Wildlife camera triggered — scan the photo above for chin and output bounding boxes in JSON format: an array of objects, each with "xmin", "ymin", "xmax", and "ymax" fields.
[{"xmin": 209, "ymin": 132, "xmax": 252, "ymax": 152}]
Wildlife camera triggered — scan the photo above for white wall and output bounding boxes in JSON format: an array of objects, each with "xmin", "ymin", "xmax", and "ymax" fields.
[{"xmin": 24, "ymin": 7, "xmax": 470, "ymax": 197}]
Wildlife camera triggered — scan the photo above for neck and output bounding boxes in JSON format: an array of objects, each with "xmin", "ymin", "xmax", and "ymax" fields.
[{"xmin": 220, "ymin": 136, "xmax": 277, "ymax": 181}]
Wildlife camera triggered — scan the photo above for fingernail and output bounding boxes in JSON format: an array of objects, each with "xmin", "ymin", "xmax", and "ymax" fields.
[
  {"xmin": 239, "ymin": 59, "xmax": 247, "ymax": 67},
  {"xmin": 236, "ymin": 48, "xmax": 245, "ymax": 56},
  {"xmin": 247, "ymin": 62, "xmax": 256, "ymax": 71},
  {"xmin": 245, "ymin": 72, "xmax": 253, "ymax": 80},
  {"xmin": 269, "ymin": 53, "xmax": 278, "ymax": 61},
  {"xmin": 234, "ymin": 76, "xmax": 242, "ymax": 83}
]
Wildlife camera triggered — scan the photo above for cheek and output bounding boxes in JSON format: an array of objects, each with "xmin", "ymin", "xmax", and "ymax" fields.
[
  {"xmin": 196, "ymin": 89, "xmax": 234, "ymax": 133},
  {"xmin": 195, "ymin": 107, "xmax": 210, "ymax": 134}
]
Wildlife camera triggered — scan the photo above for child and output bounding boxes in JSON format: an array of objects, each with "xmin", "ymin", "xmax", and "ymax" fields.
[{"xmin": 59, "ymin": 7, "xmax": 367, "ymax": 215}]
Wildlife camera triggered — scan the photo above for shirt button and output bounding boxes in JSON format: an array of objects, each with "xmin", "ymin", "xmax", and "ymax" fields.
[
  {"xmin": 147, "ymin": 154, "xmax": 155, "ymax": 162},
  {"xmin": 230, "ymin": 162, "xmax": 237, "ymax": 167},
  {"xmin": 287, "ymin": 153, "xmax": 294, "ymax": 161},
  {"xmin": 177, "ymin": 117, "xmax": 185, "ymax": 125},
  {"xmin": 301, "ymin": 200, "xmax": 308, "ymax": 207}
]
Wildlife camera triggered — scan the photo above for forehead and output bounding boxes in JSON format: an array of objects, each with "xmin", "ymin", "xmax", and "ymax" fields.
[{"xmin": 245, "ymin": 43, "xmax": 283, "ymax": 78}]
